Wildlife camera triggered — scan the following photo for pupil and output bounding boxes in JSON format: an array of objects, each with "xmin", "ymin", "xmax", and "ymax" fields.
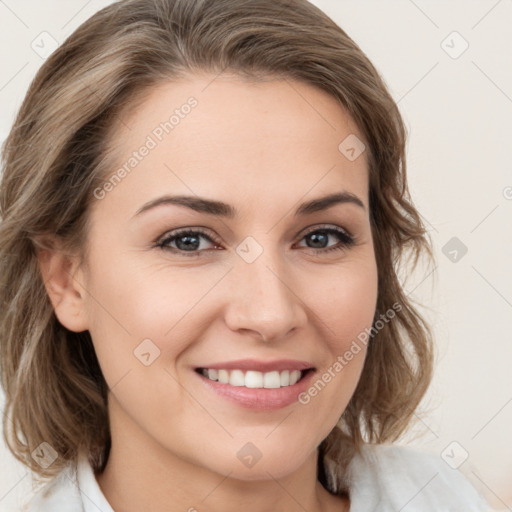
[
  {"xmin": 309, "ymin": 232, "xmax": 327, "ymax": 248},
  {"xmin": 176, "ymin": 234, "xmax": 200, "ymax": 251}
]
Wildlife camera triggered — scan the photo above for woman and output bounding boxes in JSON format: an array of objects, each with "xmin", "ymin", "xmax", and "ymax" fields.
[{"xmin": 0, "ymin": 0, "xmax": 492, "ymax": 510}]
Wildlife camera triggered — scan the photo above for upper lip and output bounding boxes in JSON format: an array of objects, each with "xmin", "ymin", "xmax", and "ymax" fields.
[{"xmin": 195, "ymin": 359, "xmax": 315, "ymax": 373}]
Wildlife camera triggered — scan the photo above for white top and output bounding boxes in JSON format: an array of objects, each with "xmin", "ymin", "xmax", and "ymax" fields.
[{"xmin": 22, "ymin": 443, "xmax": 492, "ymax": 511}]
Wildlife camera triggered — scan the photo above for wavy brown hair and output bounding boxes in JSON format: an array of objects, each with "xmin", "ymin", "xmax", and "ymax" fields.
[{"xmin": 0, "ymin": 0, "xmax": 435, "ymax": 496}]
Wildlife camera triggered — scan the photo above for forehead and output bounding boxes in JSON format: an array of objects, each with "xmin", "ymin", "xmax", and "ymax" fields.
[{"xmin": 97, "ymin": 73, "xmax": 369, "ymax": 221}]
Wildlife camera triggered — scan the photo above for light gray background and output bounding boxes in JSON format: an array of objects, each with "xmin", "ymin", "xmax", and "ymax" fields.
[{"xmin": 0, "ymin": 0, "xmax": 511, "ymax": 510}]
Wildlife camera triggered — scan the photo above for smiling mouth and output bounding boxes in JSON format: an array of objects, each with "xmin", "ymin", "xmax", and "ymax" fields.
[{"xmin": 195, "ymin": 368, "xmax": 313, "ymax": 389}]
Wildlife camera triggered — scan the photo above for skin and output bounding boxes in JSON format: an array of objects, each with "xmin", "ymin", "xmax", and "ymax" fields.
[{"xmin": 38, "ymin": 73, "xmax": 378, "ymax": 512}]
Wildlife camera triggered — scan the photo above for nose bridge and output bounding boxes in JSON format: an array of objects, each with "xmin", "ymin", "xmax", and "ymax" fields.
[{"xmin": 225, "ymin": 235, "xmax": 305, "ymax": 340}]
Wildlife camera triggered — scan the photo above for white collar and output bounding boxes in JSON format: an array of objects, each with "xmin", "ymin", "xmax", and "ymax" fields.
[{"xmin": 76, "ymin": 453, "xmax": 115, "ymax": 512}]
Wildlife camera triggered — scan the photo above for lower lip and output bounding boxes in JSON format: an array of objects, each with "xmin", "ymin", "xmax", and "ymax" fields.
[{"xmin": 195, "ymin": 370, "xmax": 315, "ymax": 410}]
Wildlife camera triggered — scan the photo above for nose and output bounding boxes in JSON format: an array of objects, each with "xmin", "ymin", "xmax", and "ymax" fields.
[{"xmin": 223, "ymin": 243, "xmax": 307, "ymax": 342}]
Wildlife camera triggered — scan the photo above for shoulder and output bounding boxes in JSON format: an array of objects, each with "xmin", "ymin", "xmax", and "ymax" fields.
[
  {"xmin": 22, "ymin": 461, "xmax": 82, "ymax": 512},
  {"xmin": 344, "ymin": 443, "xmax": 492, "ymax": 511}
]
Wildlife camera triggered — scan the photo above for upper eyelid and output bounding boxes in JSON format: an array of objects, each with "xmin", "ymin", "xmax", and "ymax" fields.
[{"xmin": 301, "ymin": 223, "xmax": 352, "ymax": 236}]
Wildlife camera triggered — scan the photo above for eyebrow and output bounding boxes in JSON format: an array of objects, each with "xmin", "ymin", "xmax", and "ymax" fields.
[{"xmin": 133, "ymin": 191, "xmax": 366, "ymax": 219}]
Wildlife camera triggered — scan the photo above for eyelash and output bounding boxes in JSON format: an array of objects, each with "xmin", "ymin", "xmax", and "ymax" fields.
[{"xmin": 155, "ymin": 224, "xmax": 356, "ymax": 257}]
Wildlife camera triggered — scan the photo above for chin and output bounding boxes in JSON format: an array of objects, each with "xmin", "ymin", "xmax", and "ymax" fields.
[{"xmin": 199, "ymin": 438, "xmax": 317, "ymax": 482}]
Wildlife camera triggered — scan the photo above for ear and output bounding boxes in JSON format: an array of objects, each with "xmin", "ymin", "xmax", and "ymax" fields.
[{"xmin": 35, "ymin": 237, "xmax": 89, "ymax": 333}]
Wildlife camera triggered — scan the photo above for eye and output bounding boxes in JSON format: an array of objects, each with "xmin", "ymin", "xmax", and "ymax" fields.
[
  {"xmin": 155, "ymin": 228, "xmax": 221, "ymax": 257},
  {"xmin": 296, "ymin": 225, "xmax": 355, "ymax": 254},
  {"xmin": 155, "ymin": 224, "xmax": 356, "ymax": 257}
]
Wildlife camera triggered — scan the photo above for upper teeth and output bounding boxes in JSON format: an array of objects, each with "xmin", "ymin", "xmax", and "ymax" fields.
[{"xmin": 200, "ymin": 368, "xmax": 303, "ymax": 388}]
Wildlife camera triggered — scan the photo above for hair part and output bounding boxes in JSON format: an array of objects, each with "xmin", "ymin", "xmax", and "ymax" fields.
[{"xmin": 0, "ymin": 0, "xmax": 434, "ymax": 496}]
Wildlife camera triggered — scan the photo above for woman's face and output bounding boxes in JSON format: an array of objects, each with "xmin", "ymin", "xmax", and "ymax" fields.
[{"xmin": 73, "ymin": 73, "xmax": 378, "ymax": 479}]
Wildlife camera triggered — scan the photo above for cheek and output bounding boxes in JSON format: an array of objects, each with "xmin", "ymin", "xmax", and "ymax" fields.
[
  {"xmin": 293, "ymin": 260, "xmax": 378, "ymax": 431},
  {"xmin": 309, "ymin": 257, "xmax": 379, "ymax": 352},
  {"xmin": 82, "ymin": 251, "xmax": 228, "ymax": 380},
  {"xmin": 303, "ymin": 256, "xmax": 378, "ymax": 402},
  {"xmin": 83, "ymin": 246, "xmax": 186, "ymax": 333}
]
